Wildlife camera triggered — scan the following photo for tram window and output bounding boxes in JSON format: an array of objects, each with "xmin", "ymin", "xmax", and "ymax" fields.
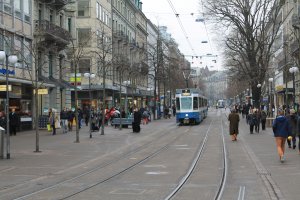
[
  {"xmin": 176, "ymin": 97, "xmax": 180, "ymax": 110},
  {"xmin": 193, "ymin": 97, "xmax": 198, "ymax": 110}
]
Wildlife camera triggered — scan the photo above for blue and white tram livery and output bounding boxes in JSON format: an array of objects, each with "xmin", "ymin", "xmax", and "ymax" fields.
[{"xmin": 175, "ymin": 88, "xmax": 208, "ymax": 125}]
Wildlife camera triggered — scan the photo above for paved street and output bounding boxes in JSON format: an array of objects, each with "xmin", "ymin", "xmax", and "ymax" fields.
[{"xmin": 0, "ymin": 109, "xmax": 300, "ymax": 200}]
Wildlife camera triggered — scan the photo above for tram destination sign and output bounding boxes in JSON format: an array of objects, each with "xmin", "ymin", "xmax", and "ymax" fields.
[{"xmin": 182, "ymin": 89, "xmax": 191, "ymax": 96}]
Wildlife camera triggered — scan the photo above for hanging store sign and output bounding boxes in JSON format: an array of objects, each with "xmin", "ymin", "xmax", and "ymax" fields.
[{"xmin": 0, "ymin": 85, "xmax": 12, "ymax": 91}]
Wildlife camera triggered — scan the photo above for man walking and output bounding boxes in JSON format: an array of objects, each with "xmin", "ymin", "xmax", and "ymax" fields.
[{"xmin": 9, "ymin": 108, "xmax": 19, "ymax": 136}]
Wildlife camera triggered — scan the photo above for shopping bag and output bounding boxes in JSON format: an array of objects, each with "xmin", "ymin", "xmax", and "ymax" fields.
[{"xmin": 47, "ymin": 124, "xmax": 52, "ymax": 132}]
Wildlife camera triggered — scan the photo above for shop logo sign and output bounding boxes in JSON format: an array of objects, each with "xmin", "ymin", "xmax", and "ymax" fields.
[{"xmin": 0, "ymin": 68, "xmax": 15, "ymax": 75}]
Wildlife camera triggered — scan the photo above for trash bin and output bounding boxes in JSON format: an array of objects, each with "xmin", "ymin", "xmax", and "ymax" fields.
[
  {"xmin": 266, "ymin": 118, "xmax": 275, "ymax": 128},
  {"xmin": 0, "ymin": 126, "xmax": 5, "ymax": 159}
]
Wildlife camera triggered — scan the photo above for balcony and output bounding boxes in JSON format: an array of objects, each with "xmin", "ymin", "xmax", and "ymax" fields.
[
  {"xmin": 34, "ymin": 20, "xmax": 71, "ymax": 51},
  {"xmin": 41, "ymin": 0, "xmax": 69, "ymax": 10}
]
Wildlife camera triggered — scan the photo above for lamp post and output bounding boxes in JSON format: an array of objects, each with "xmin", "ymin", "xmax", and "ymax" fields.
[
  {"xmin": 123, "ymin": 80, "xmax": 131, "ymax": 116},
  {"xmin": 268, "ymin": 78, "xmax": 274, "ymax": 117},
  {"xmin": 289, "ymin": 66, "xmax": 299, "ymax": 109},
  {"xmin": 257, "ymin": 83, "xmax": 261, "ymax": 109},
  {"xmin": 0, "ymin": 51, "xmax": 18, "ymax": 159},
  {"xmin": 84, "ymin": 73, "xmax": 96, "ymax": 138}
]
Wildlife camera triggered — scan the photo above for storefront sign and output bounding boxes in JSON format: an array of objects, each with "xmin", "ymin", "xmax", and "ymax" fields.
[
  {"xmin": 0, "ymin": 85, "xmax": 12, "ymax": 91},
  {"xmin": 34, "ymin": 89, "xmax": 48, "ymax": 94},
  {"xmin": 275, "ymin": 85, "xmax": 284, "ymax": 92},
  {"xmin": 0, "ymin": 68, "xmax": 15, "ymax": 75}
]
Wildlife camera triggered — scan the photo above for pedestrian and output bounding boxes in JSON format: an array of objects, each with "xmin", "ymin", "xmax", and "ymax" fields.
[
  {"xmin": 0, "ymin": 111, "xmax": 6, "ymax": 132},
  {"xmin": 228, "ymin": 108, "xmax": 240, "ymax": 141},
  {"xmin": 67, "ymin": 109, "xmax": 74, "ymax": 131},
  {"xmin": 286, "ymin": 109, "xmax": 297, "ymax": 149},
  {"xmin": 172, "ymin": 104, "xmax": 176, "ymax": 117},
  {"xmin": 9, "ymin": 108, "xmax": 19, "ymax": 136},
  {"xmin": 49, "ymin": 108, "xmax": 56, "ymax": 135},
  {"xmin": 261, "ymin": 110, "xmax": 267, "ymax": 130},
  {"xmin": 254, "ymin": 109, "xmax": 261, "ymax": 133},
  {"xmin": 132, "ymin": 107, "xmax": 142, "ymax": 133},
  {"xmin": 272, "ymin": 109, "xmax": 292, "ymax": 163},
  {"xmin": 60, "ymin": 107, "xmax": 68, "ymax": 134},
  {"xmin": 248, "ymin": 109, "xmax": 255, "ymax": 134}
]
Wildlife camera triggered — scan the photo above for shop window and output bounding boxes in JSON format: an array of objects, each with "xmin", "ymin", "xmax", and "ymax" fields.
[{"xmin": 20, "ymin": 100, "xmax": 32, "ymax": 116}]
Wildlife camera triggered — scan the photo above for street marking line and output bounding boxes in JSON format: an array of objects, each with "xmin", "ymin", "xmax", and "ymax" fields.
[{"xmin": 237, "ymin": 186, "xmax": 245, "ymax": 200}]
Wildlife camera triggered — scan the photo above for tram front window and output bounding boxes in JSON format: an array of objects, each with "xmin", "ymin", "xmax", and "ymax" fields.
[{"xmin": 181, "ymin": 97, "xmax": 192, "ymax": 110}]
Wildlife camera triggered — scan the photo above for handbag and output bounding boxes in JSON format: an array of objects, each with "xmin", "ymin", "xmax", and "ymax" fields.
[{"xmin": 47, "ymin": 124, "xmax": 52, "ymax": 132}]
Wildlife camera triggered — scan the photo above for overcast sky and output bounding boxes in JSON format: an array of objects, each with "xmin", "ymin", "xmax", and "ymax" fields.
[{"xmin": 142, "ymin": 0, "xmax": 223, "ymax": 70}]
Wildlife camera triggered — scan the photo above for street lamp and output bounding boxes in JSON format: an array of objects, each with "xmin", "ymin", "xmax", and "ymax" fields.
[
  {"xmin": 268, "ymin": 78, "xmax": 274, "ymax": 117},
  {"xmin": 0, "ymin": 51, "xmax": 18, "ymax": 159},
  {"xmin": 289, "ymin": 66, "xmax": 299, "ymax": 109},
  {"xmin": 84, "ymin": 73, "xmax": 96, "ymax": 138},
  {"xmin": 257, "ymin": 83, "xmax": 261, "ymax": 109},
  {"xmin": 123, "ymin": 80, "xmax": 131, "ymax": 116}
]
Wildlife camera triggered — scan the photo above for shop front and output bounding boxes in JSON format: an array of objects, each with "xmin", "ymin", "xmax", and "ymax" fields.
[{"xmin": 0, "ymin": 82, "xmax": 33, "ymax": 131}]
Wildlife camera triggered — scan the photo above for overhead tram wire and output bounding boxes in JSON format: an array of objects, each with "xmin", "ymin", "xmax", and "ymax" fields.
[{"xmin": 166, "ymin": 0, "xmax": 197, "ymax": 57}]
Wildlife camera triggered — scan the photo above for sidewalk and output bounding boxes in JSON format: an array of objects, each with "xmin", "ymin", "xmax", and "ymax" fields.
[{"xmin": 0, "ymin": 123, "xmax": 137, "ymax": 191}]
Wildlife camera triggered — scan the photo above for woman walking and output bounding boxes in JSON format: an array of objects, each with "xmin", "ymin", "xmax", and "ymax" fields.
[
  {"xmin": 272, "ymin": 109, "xmax": 292, "ymax": 163},
  {"xmin": 228, "ymin": 109, "xmax": 240, "ymax": 141}
]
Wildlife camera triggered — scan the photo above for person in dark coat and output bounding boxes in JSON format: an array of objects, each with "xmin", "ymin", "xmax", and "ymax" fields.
[
  {"xmin": 9, "ymin": 108, "xmax": 19, "ymax": 136},
  {"xmin": 67, "ymin": 109, "xmax": 74, "ymax": 131},
  {"xmin": 132, "ymin": 108, "xmax": 142, "ymax": 133},
  {"xmin": 261, "ymin": 110, "xmax": 267, "ymax": 130},
  {"xmin": 247, "ymin": 109, "xmax": 255, "ymax": 134},
  {"xmin": 228, "ymin": 108, "xmax": 240, "ymax": 141},
  {"xmin": 272, "ymin": 109, "xmax": 292, "ymax": 163},
  {"xmin": 286, "ymin": 109, "xmax": 297, "ymax": 149}
]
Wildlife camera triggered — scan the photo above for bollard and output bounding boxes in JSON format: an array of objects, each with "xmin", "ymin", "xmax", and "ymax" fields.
[{"xmin": 0, "ymin": 126, "xmax": 5, "ymax": 159}]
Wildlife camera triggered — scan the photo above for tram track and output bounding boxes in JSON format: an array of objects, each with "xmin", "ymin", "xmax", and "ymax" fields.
[
  {"xmin": 164, "ymin": 115, "xmax": 228, "ymax": 200},
  {"xmin": 222, "ymin": 110, "xmax": 285, "ymax": 200},
  {"xmin": 10, "ymin": 124, "xmax": 198, "ymax": 200}
]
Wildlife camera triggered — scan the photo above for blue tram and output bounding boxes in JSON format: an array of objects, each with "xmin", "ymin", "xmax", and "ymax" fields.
[{"xmin": 175, "ymin": 88, "xmax": 208, "ymax": 125}]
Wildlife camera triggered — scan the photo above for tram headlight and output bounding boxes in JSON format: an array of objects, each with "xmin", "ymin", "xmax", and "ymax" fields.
[{"xmin": 185, "ymin": 114, "xmax": 188, "ymax": 117}]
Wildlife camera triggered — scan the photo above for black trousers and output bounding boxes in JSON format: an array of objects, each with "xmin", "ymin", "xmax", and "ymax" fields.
[
  {"xmin": 250, "ymin": 125, "xmax": 254, "ymax": 133},
  {"xmin": 261, "ymin": 120, "xmax": 266, "ymax": 130},
  {"xmin": 10, "ymin": 125, "xmax": 17, "ymax": 135}
]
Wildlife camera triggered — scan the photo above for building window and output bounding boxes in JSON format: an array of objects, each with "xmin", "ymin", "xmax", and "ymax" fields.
[
  {"xmin": 3, "ymin": 0, "xmax": 12, "ymax": 14},
  {"xmin": 79, "ymin": 59, "xmax": 91, "ymax": 73},
  {"xmin": 78, "ymin": 1, "xmax": 90, "ymax": 17},
  {"xmin": 78, "ymin": 28, "xmax": 91, "ymax": 46},
  {"xmin": 68, "ymin": 18, "xmax": 72, "ymax": 32},
  {"xmin": 23, "ymin": 0, "xmax": 31, "ymax": 23},
  {"xmin": 49, "ymin": 54, "xmax": 53, "ymax": 77},
  {"xmin": 14, "ymin": 0, "xmax": 21, "ymax": 18},
  {"xmin": 49, "ymin": 10, "xmax": 54, "ymax": 23},
  {"xmin": 60, "ymin": 15, "xmax": 63, "ymax": 27},
  {"xmin": 24, "ymin": 39, "xmax": 32, "ymax": 68}
]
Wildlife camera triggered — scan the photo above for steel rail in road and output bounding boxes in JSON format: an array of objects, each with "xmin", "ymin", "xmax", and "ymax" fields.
[
  {"xmin": 163, "ymin": 118, "xmax": 228, "ymax": 200},
  {"xmin": 11, "ymin": 125, "xmax": 176, "ymax": 200},
  {"xmin": 164, "ymin": 117, "xmax": 228, "ymax": 200},
  {"xmin": 12, "ymin": 125, "xmax": 195, "ymax": 200}
]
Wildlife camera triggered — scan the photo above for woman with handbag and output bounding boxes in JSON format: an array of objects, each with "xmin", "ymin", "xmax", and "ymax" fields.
[{"xmin": 49, "ymin": 108, "xmax": 56, "ymax": 135}]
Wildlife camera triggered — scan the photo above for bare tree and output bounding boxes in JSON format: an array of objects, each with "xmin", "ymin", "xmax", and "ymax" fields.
[{"xmin": 205, "ymin": 0, "xmax": 284, "ymax": 107}]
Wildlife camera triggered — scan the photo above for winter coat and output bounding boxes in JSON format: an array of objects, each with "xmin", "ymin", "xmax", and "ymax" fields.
[
  {"xmin": 272, "ymin": 115, "xmax": 291, "ymax": 138},
  {"xmin": 228, "ymin": 112, "xmax": 240, "ymax": 135},
  {"xmin": 287, "ymin": 114, "xmax": 297, "ymax": 137}
]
